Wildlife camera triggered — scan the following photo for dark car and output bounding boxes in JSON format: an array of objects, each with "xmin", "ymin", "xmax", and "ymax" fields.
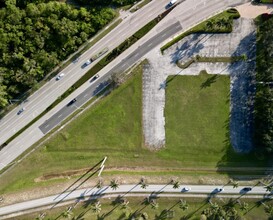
[
  {"xmin": 67, "ymin": 98, "xmax": 77, "ymax": 106},
  {"xmin": 212, "ymin": 188, "xmax": 224, "ymax": 194},
  {"xmin": 81, "ymin": 60, "xmax": 92, "ymax": 69},
  {"xmin": 90, "ymin": 74, "xmax": 100, "ymax": 83},
  {"xmin": 240, "ymin": 187, "xmax": 252, "ymax": 194},
  {"xmin": 17, "ymin": 107, "xmax": 25, "ymax": 115},
  {"xmin": 242, "ymin": 187, "xmax": 252, "ymax": 191}
]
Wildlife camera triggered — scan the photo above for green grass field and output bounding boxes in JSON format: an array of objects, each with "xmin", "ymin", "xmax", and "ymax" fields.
[
  {"xmin": 19, "ymin": 197, "xmax": 270, "ymax": 220},
  {"xmin": 0, "ymin": 67, "xmax": 267, "ymax": 194}
]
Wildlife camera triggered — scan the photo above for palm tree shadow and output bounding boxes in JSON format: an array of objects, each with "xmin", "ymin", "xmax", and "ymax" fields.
[{"xmin": 200, "ymin": 75, "xmax": 219, "ymax": 89}]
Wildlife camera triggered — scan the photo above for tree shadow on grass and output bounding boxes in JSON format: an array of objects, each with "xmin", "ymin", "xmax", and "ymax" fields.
[{"xmin": 200, "ymin": 75, "xmax": 219, "ymax": 89}]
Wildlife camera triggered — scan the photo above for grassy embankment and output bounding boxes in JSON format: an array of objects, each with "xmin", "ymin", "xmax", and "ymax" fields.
[
  {"xmin": 0, "ymin": 64, "xmax": 267, "ymax": 194},
  {"xmin": 19, "ymin": 197, "xmax": 270, "ymax": 220}
]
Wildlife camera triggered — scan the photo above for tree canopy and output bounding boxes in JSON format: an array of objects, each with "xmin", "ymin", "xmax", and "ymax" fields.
[
  {"xmin": 254, "ymin": 14, "xmax": 273, "ymax": 154},
  {"xmin": 0, "ymin": 0, "xmax": 115, "ymax": 108}
]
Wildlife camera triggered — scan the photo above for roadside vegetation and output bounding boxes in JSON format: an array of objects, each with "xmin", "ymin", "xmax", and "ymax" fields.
[
  {"xmin": 254, "ymin": 14, "xmax": 273, "ymax": 154},
  {"xmin": 0, "ymin": 0, "xmax": 117, "ymax": 109},
  {"xmin": 0, "ymin": 3, "xmax": 176, "ymax": 149},
  {"xmin": 0, "ymin": 65, "xmax": 267, "ymax": 195},
  {"xmin": 161, "ymin": 8, "xmax": 240, "ymax": 53},
  {"xmin": 19, "ymin": 197, "xmax": 272, "ymax": 220},
  {"xmin": 176, "ymin": 55, "xmax": 247, "ymax": 69}
]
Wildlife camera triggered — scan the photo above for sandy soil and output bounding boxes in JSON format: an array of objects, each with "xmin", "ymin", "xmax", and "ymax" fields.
[{"xmin": 236, "ymin": 2, "xmax": 273, "ymax": 18}]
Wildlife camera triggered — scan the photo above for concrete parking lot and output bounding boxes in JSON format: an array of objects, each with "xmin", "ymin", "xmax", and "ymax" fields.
[{"xmin": 143, "ymin": 18, "xmax": 256, "ymax": 152}]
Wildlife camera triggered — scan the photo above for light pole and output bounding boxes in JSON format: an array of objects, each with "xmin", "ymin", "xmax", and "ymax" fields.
[{"xmin": 98, "ymin": 156, "xmax": 107, "ymax": 177}]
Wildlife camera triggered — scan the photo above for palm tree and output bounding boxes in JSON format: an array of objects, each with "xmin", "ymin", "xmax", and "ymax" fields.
[
  {"xmin": 209, "ymin": 202, "xmax": 219, "ymax": 212},
  {"xmin": 35, "ymin": 213, "xmax": 46, "ymax": 220},
  {"xmin": 265, "ymin": 185, "xmax": 273, "ymax": 193},
  {"xmin": 110, "ymin": 179, "xmax": 119, "ymax": 190},
  {"xmin": 121, "ymin": 199, "xmax": 130, "ymax": 210},
  {"xmin": 229, "ymin": 179, "xmax": 239, "ymax": 188},
  {"xmin": 62, "ymin": 209, "xmax": 73, "ymax": 219},
  {"xmin": 265, "ymin": 204, "xmax": 273, "ymax": 217},
  {"xmin": 179, "ymin": 199, "xmax": 189, "ymax": 211},
  {"xmin": 240, "ymin": 202, "xmax": 249, "ymax": 212},
  {"xmin": 92, "ymin": 201, "xmax": 102, "ymax": 214},
  {"xmin": 206, "ymin": 20, "xmax": 214, "ymax": 30},
  {"xmin": 150, "ymin": 199, "xmax": 159, "ymax": 210},
  {"xmin": 140, "ymin": 177, "xmax": 148, "ymax": 189},
  {"xmin": 170, "ymin": 179, "xmax": 180, "ymax": 189}
]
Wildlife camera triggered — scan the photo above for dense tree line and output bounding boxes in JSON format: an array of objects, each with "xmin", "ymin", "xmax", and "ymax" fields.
[
  {"xmin": 76, "ymin": 0, "xmax": 139, "ymax": 6},
  {"xmin": 254, "ymin": 15, "xmax": 273, "ymax": 154},
  {"xmin": 0, "ymin": 0, "xmax": 115, "ymax": 108}
]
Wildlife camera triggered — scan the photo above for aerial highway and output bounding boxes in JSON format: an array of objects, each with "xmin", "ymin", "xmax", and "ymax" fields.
[
  {"xmin": 0, "ymin": 0, "xmax": 173, "ymax": 146},
  {"xmin": 0, "ymin": 0, "xmax": 250, "ymax": 171},
  {"xmin": 0, "ymin": 184, "xmax": 270, "ymax": 218}
]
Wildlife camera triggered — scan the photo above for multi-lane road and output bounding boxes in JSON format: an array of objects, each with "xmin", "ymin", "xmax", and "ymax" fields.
[
  {"xmin": 0, "ymin": 0, "xmax": 173, "ymax": 145},
  {"xmin": 0, "ymin": 0, "xmax": 250, "ymax": 171},
  {"xmin": 0, "ymin": 184, "xmax": 270, "ymax": 218},
  {"xmin": 39, "ymin": 22, "xmax": 182, "ymax": 134}
]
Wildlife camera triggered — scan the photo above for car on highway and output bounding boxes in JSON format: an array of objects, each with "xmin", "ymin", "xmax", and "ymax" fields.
[
  {"xmin": 67, "ymin": 98, "xmax": 77, "ymax": 106},
  {"xmin": 167, "ymin": 0, "xmax": 177, "ymax": 7},
  {"xmin": 17, "ymin": 107, "xmax": 26, "ymax": 115},
  {"xmin": 213, "ymin": 188, "xmax": 224, "ymax": 193},
  {"xmin": 55, "ymin": 73, "xmax": 65, "ymax": 81},
  {"xmin": 182, "ymin": 187, "xmax": 191, "ymax": 192},
  {"xmin": 240, "ymin": 187, "xmax": 252, "ymax": 193},
  {"xmin": 90, "ymin": 74, "xmax": 100, "ymax": 83},
  {"xmin": 81, "ymin": 59, "xmax": 92, "ymax": 69}
]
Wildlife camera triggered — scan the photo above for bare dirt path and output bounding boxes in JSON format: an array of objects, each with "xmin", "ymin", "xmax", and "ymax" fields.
[{"xmin": 236, "ymin": 2, "xmax": 273, "ymax": 18}]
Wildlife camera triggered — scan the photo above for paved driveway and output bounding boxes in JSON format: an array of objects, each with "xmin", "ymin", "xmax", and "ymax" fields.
[{"xmin": 143, "ymin": 18, "xmax": 256, "ymax": 152}]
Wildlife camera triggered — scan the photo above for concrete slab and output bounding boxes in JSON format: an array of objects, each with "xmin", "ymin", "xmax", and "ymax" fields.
[{"xmin": 143, "ymin": 18, "xmax": 256, "ymax": 152}]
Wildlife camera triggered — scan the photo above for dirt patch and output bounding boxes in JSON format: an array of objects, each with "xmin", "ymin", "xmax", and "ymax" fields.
[
  {"xmin": 236, "ymin": 2, "xmax": 273, "ymax": 18},
  {"xmin": 35, "ymin": 165, "xmax": 271, "ymax": 182}
]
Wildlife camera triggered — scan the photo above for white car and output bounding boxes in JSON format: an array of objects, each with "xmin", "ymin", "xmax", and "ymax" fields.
[
  {"xmin": 182, "ymin": 187, "xmax": 191, "ymax": 192},
  {"xmin": 56, "ymin": 73, "xmax": 65, "ymax": 81}
]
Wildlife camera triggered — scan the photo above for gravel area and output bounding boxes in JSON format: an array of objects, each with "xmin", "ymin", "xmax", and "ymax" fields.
[{"xmin": 143, "ymin": 18, "xmax": 256, "ymax": 152}]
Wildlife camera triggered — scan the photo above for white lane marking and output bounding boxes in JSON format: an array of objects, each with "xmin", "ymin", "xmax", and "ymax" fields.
[
  {"xmin": 84, "ymin": 94, "xmax": 88, "ymax": 98},
  {"xmin": 45, "ymin": 125, "xmax": 49, "ymax": 128},
  {"xmin": 58, "ymin": 114, "xmax": 63, "ymax": 118},
  {"xmin": 162, "ymin": 33, "xmax": 167, "ymax": 37},
  {"xmin": 134, "ymin": 53, "xmax": 139, "ymax": 57},
  {"xmin": 148, "ymin": 43, "xmax": 153, "ymax": 47}
]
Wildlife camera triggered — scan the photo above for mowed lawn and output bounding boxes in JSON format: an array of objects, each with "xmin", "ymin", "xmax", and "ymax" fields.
[
  {"xmin": 163, "ymin": 73, "xmax": 262, "ymax": 167},
  {"xmin": 0, "ymin": 69, "xmax": 265, "ymax": 194},
  {"xmin": 164, "ymin": 73, "xmax": 230, "ymax": 167},
  {"xmin": 20, "ymin": 197, "xmax": 270, "ymax": 220}
]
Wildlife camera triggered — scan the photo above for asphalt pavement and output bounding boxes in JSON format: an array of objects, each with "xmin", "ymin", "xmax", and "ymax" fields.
[
  {"xmin": 0, "ymin": 0, "xmax": 250, "ymax": 171},
  {"xmin": 0, "ymin": 0, "xmax": 173, "ymax": 146},
  {"xmin": 39, "ymin": 22, "xmax": 182, "ymax": 134},
  {"xmin": 0, "ymin": 184, "xmax": 270, "ymax": 219}
]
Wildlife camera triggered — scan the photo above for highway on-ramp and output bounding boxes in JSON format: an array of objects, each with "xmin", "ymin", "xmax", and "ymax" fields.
[{"xmin": 0, "ymin": 184, "xmax": 270, "ymax": 219}]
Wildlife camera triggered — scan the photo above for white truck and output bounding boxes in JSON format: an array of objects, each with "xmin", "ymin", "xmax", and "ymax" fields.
[{"xmin": 169, "ymin": 0, "xmax": 177, "ymax": 6}]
